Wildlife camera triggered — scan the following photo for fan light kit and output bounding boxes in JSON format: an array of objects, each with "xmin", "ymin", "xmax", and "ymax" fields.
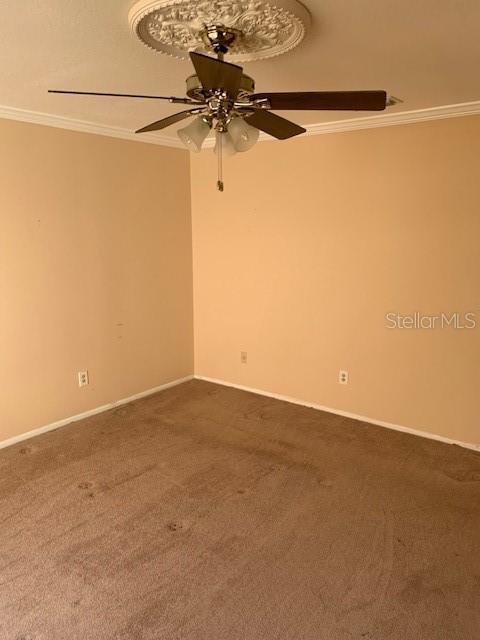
[{"xmin": 49, "ymin": 0, "xmax": 399, "ymax": 191}]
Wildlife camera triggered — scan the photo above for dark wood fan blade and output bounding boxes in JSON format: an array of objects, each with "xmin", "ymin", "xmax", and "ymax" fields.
[
  {"xmin": 136, "ymin": 109, "xmax": 200, "ymax": 134},
  {"xmin": 189, "ymin": 52, "xmax": 243, "ymax": 99},
  {"xmin": 244, "ymin": 110, "xmax": 306, "ymax": 140},
  {"xmin": 251, "ymin": 91, "xmax": 388, "ymax": 111},
  {"xmin": 49, "ymin": 90, "xmax": 196, "ymax": 103}
]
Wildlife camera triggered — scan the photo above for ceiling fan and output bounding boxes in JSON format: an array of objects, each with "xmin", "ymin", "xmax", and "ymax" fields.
[{"xmin": 49, "ymin": 25, "xmax": 395, "ymax": 191}]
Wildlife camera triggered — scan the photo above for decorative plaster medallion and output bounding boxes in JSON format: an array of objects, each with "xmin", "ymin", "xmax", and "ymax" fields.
[{"xmin": 128, "ymin": 0, "xmax": 311, "ymax": 62}]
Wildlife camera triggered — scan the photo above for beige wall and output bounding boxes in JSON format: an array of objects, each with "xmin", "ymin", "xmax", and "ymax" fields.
[
  {"xmin": 191, "ymin": 116, "xmax": 480, "ymax": 445},
  {"xmin": 2, "ymin": 115, "xmax": 478, "ymax": 447},
  {"xmin": 0, "ymin": 119, "xmax": 193, "ymax": 442}
]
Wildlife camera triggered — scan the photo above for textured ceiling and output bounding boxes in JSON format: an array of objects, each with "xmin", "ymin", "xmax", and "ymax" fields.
[{"xmin": 1, "ymin": 0, "xmax": 479, "ymax": 140}]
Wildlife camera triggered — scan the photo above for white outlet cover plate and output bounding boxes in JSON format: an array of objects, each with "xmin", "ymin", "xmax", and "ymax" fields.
[{"xmin": 78, "ymin": 371, "xmax": 89, "ymax": 387}]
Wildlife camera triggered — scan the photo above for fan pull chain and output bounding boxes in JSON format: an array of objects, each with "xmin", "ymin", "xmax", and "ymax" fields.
[{"xmin": 216, "ymin": 130, "xmax": 224, "ymax": 192}]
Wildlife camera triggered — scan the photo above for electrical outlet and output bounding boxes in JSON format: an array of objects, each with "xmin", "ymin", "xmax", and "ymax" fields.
[
  {"xmin": 240, "ymin": 351, "xmax": 247, "ymax": 364},
  {"xmin": 78, "ymin": 370, "xmax": 89, "ymax": 387},
  {"xmin": 338, "ymin": 370, "xmax": 349, "ymax": 385}
]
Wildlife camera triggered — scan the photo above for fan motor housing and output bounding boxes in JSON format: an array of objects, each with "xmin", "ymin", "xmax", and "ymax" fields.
[{"xmin": 186, "ymin": 73, "xmax": 255, "ymax": 103}]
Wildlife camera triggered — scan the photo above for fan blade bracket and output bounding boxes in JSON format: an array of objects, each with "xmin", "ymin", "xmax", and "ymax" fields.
[
  {"xmin": 250, "ymin": 97, "xmax": 271, "ymax": 109},
  {"xmin": 169, "ymin": 97, "xmax": 204, "ymax": 104}
]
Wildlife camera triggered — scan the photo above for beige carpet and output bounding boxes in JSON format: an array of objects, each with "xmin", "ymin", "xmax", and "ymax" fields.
[{"xmin": 1, "ymin": 379, "xmax": 479, "ymax": 639}]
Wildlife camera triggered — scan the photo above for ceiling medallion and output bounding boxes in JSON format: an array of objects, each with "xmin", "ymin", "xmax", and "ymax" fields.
[{"xmin": 128, "ymin": 0, "xmax": 311, "ymax": 62}]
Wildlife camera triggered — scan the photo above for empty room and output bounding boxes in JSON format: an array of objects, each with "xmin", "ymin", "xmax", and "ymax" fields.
[{"xmin": 1, "ymin": 1, "xmax": 479, "ymax": 638}]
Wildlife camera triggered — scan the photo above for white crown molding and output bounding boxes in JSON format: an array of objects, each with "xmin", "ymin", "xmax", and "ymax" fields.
[
  {"xmin": 1, "ymin": 100, "xmax": 479, "ymax": 149},
  {"xmin": 300, "ymin": 100, "xmax": 480, "ymax": 137},
  {"xmin": 0, "ymin": 103, "xmax": 184, "ymax": 148},
  {"xmin": 202, "ymin": 99, "xmax": 480, "ymax": 147}
]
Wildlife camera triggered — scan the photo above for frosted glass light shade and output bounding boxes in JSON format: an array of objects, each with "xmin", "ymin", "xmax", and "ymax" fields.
[
  {"xmin": 213, "ymin": 131, "xmax": 237, "ymax": 156},
  {"xmin": 228, "ymin": 117, "xmax": 260, "ymax": 152},
  {"xmin": 177, "ymin": 117, "xmax": 211, "ymax": 152}
]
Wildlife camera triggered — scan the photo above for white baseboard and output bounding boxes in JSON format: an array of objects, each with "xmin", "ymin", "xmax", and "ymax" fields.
[
  {"xmin": 0, "ymin": 375, "xmax": 194, "ymax": 451},
  {"xmin": 194, "ymin": 375, "xmax": 480, "ymax": 453},
  {"xmin": 3, "ymin": 373, "xmax": 478, "ymax": 454}
]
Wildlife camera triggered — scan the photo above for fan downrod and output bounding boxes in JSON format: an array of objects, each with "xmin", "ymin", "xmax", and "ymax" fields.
[{"xmin": 200, "ymin": 24, "xmax": 241, "ymax": 59}]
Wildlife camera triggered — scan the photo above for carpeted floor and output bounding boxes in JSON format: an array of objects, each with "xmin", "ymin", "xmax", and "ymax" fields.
[{"xmin": 1, "ymin": 380, "xmax": 479, "ymax": 640}]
